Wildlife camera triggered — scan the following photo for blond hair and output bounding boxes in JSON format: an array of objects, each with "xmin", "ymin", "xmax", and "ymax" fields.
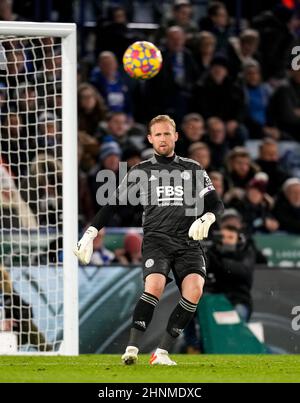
[
  {"xmin": 197, "ymin": 31, "xmax": 216, "ymax": 46},
  {"xmin": 148, "ymin": 115, "xmax": 176, "ymax": 133}
]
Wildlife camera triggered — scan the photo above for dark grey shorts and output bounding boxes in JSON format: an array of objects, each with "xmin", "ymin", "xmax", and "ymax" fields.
[{"xmin": 142, "ymin": 232, "xmax": 206, "ymax": 287}]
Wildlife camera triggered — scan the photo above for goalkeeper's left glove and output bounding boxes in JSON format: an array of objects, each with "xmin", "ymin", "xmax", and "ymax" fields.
[{"xmin": 188, "ymin": 212, "xmax": 216, "ymax": 241}]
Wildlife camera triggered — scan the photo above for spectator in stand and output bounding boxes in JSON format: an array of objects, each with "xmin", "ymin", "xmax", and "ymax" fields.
[
  {"xmin": 87, "ymin": 141, "xmax": 121, "ymax": 219},
  {"xmin": 209, "ymin": 171, "xmax": 225, "ymax": 198},
  {"xmin": 0, "ymin": 0, "xmax": 25, "ymax": 21},
  {"xmin": 125, "ymin": 119, "xmax": 148, "ymax": 151},
  {"xmin": 21, "ymin": 153, "xmax": 62, "ymax": 227},
  {"xmin": 4, "ymin": 48, "xmax": 28, "ymax": 97},
  {"xmin": 268, "ymin": 67, "xmax": 300, "ymax": 140},
  {"xmin": 132, "ymin": 25, "xmax": 198, "ymax": 124},
  {"xmin": 150, "ymin": 26, "xmax": 199, "ymax": 124},
  {"xmin": 187, "ymin": 142, "xmax": 212, "ymax": 171},
  {"xmin": 252, "ymin": 4, "xmax": 295, "ymax": 81},
  {"xmin": 155, "ymin": 0, "xmax": 198, "ymax": 46},
  {"xmin": 114, "ymin": 232, "xmax": 143, "ymax": 265},
  {"xmin": 35, "ymin": 47, "xmax": 62, "ymax": 98},
  {"xmin": 192, "ymin": 56, "xmax": 246, "ymax": 139},
  {"xmin": 170, "ymin": 0, "xmax": 198, "ymax": 36},
  {"xmin": 0, "ymin": 161, "xmax": 37, "ymax": 229},
  {"xmin": 122, "ymin": 147, "xmax": 142, "ymax": 168},
  {"xmin": 256, "ymin": 139, "xmax": 290, "ymax": 196},
  {"xmin": 15, "ymin": 85, "xmax": 39, "ymax": 136},
  {"xmin": 162, "ymin": 25, "xmax": 199, "ymax": 120},
  {"xmin": 94, "ymin": 6, "xmax": 137, "ymax": 64},
  {"xmin": 227, "ymin": 29, "xmax": 262, "ymax": 78},
  {"xmin": 204, "ymin": 117, "xmax": 228, "ymax": 170},
  {"xmin": 273, "ymin": 178, "xmax": 300, "ymax": 234},
  {"xmin": 225, "ymin": 146, "xmax": 259, "ymax": 190},
  {"xmin": 219, "ymin": 208, "xmax": 268, "ymax": 264},
  {"xmin": 242, "ymin": 60, "xmax": 276, "ymax": 139},
  {"xmin": 98, "ymin": 112, "xmax": 137, "ymax": 152},
  {"xmin": 205, "ymin": 224, "xmax": 255, "ymax": 322},
  {"xmin": 37, "ymin": 112, "xmax": 61, "ymax": 157},
  {"xmin": 220, "ymin": 208, "xmax": 243, "ymax": 230},
  {"xmin": 198, "ymin": 1, "xmax": 234, "ymax": 52},
  {"xmin": 46, "ymin": 81, "xmax": 62, "ymax": 119},
  {"xmin": 78, "ymin": 83, "xmax": 107, "ymax": 137},
  {"xmin": 90, "ymin": 228, "xmax": 115, "ymax": 266},
  {"xmin": 280, "ymin": 144, "xmax": 300, "ymax": 179},
  {"xmin": 228, "ymin": 177, "xmax": 279, "ymax": 234},
  {"xmin": 126, "ymin": 119, "xmax": 147, "ymax": 138},
  {"xmin": 192, "ymin": 31, "xmax": 217, "ymax": 79},
  {"xmin": 99, "ymin": 141, "xmax": 121, "ymax": 173},
  {"xmin": 78, "ymin": 128, "xmax": 101, "ymax": 165},
  {"xmin": 90, "ymin": 51, "xmax": 132, "ymax": 115},
  {"xmin": 175, "ymin": 113, "xmax": 205, "ymax": 156},
  {"xmin": 101, "ymin": 143, "xmax": 144, "ymax": 227},
  {"xmin": 1, "ymin": 112, "xmax": 29, "ymax": 178},
  {"xmin": 236, "ymin": 29, "xmax": 261, "ymax": 65}
]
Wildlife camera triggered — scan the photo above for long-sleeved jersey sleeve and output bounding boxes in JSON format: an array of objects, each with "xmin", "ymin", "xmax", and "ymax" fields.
[
  {"xmin": 197, "ymin": 168, "xmax": 224, "ymax": 219},
  {"xmin": 90, "ymin": 165, "xmax": 141, "ymax": 231},
  {"xmin": 203, "ymin": 189, "xmax": 224, "ymax": 218}
]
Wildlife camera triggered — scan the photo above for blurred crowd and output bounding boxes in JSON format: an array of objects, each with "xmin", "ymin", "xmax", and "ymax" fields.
[
  {"xmin": 76, "ymin": 0, "xmax": 300, "ymax": 237},
  {"xmin": 1, "ymin": 0, "xmax": 300, "ymax": 258}
]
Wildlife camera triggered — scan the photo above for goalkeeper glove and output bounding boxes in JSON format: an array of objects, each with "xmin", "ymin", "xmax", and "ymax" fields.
[
  {"xmin": 73, "ymin": 226, "xmax": 98, "ymax": 265},
  {"xmin": 188, "ymin": 212, "xmax": 216, "ymax": 241}
]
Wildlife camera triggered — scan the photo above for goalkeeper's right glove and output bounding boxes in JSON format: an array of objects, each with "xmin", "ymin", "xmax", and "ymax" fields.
[{"xmin": 73, "ymin": 226, "xmax": 98, "ymax": 265}]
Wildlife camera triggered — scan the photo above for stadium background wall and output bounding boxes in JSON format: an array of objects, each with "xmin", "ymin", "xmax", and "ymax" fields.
[{"xmin": 8, "ymin": 265, "xmax": 300, "ymax": 354}]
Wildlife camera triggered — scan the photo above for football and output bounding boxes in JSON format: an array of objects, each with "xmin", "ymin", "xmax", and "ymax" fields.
[{"xmin": 122, "ymin": 41, "xmax": 162, "ymax": 80}]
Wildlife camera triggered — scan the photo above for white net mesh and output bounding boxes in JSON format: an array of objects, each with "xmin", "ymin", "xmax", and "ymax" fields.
[{"xmin": 0, "ymin": 36, "xmax": 63, "ymax": 352}]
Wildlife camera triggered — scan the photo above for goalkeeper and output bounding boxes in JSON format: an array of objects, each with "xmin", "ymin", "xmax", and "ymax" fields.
[{"xmin": 74, "ymin": 115, "xmax": 224, "ymax": 365}]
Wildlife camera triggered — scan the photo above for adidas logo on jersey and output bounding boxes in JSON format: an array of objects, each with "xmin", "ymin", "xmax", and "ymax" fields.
[
  {"xmin": 173, "ymin": 328, "xmax": 184, "ymax": 335},
  {"xmin": 135, "ymin": 321, "xmax": 146, "ymax": 329},
  {"xmin": 149, "ymin": 174, "xmax": 157, "ymax": 181}
]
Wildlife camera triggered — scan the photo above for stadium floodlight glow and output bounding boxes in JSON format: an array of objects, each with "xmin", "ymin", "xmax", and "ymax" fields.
[{"xmin": 0, "ymin": 22, "xmax": 78, "ymax": 355}]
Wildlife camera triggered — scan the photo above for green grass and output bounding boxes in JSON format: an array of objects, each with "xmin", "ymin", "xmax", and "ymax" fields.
[{"xmin": 0, "ymin": 355, "xmax": 299, "ymax": 383}]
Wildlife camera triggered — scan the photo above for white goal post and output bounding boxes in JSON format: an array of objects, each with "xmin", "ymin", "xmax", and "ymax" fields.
[{"xmin": 0, "ymin": 22, "xmax": 78, "ymax": 355}]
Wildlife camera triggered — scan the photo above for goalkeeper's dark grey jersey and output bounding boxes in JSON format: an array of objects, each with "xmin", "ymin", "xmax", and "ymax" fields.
[{"xmin": 92, "ymin": 153, "xmax": 224, "ymax": 238}]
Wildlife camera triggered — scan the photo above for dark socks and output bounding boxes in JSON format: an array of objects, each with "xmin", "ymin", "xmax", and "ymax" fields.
[
  {"xmin": 128, "ymin": 292, "xmax": 159, "ymax": 348},
  {"xmin": 159, "ymin": 296, "xmax": 198, "ymax": 351}
]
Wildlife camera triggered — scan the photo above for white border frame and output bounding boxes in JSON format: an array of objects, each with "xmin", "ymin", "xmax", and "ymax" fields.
[{"xmin": 0, "ymin": 22, "xmax": 78, "ymax": 355}]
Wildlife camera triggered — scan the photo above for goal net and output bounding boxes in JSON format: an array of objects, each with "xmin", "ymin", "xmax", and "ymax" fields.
[{"xmin": 0, "ymin": 22, "xmax": 78, "ymax": 355}]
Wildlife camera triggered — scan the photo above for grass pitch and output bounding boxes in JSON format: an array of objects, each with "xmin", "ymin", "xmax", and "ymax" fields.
[{"xmin": 0, "ymin": 355, "xmax": 299, "ymax": 383}]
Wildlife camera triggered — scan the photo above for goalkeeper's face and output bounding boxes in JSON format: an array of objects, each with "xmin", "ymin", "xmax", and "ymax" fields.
[{"xmin": 147, "ymin": 122, "xmax": 178, "ymax": 157}]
